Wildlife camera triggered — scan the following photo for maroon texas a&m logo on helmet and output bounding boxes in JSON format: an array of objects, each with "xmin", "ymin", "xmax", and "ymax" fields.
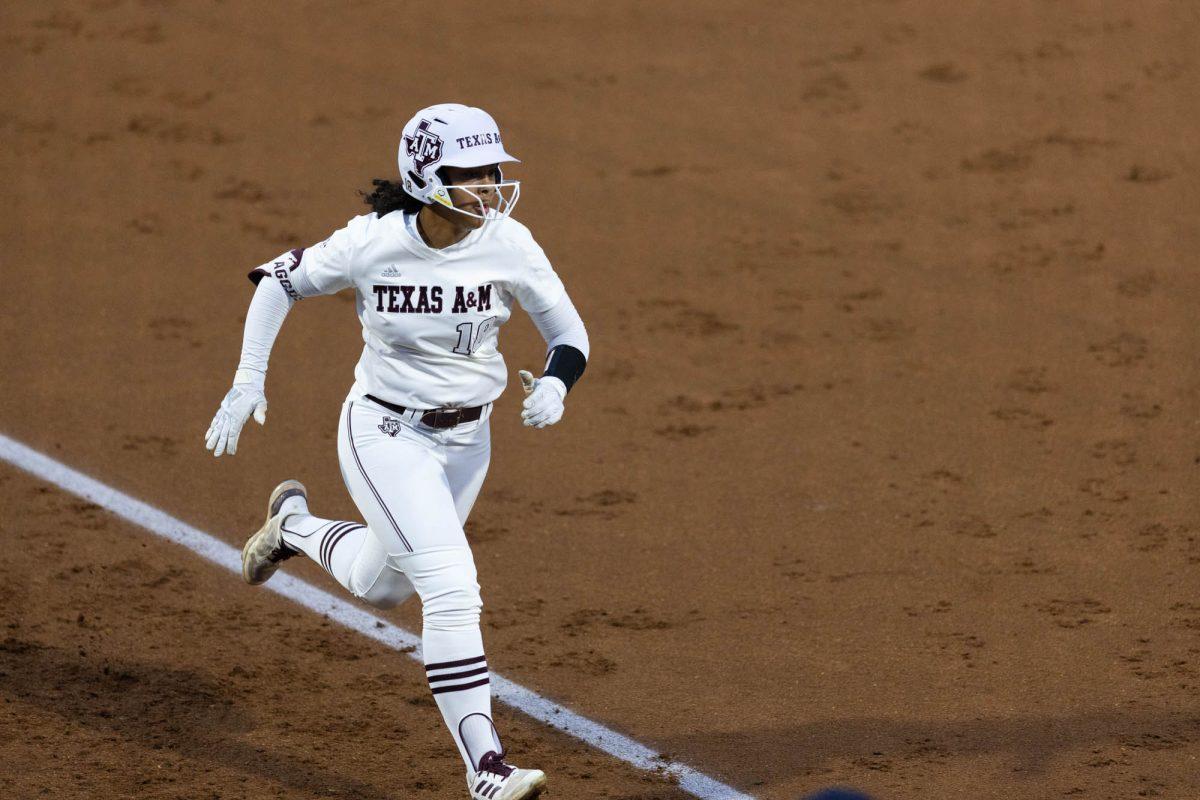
[{"xmin": 403, "ymin": 118, "xmax": 444, "ymax": 176}]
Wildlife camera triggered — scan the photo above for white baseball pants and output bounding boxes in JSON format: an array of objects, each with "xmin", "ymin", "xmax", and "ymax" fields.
[{"xmin": 280, "ymin": 392, "xmax": 502, "ymax": 770}]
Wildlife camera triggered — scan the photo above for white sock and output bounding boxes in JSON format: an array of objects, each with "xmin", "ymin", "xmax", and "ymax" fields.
[
  {"xmin": 279, "ymin": 502, "xmax": 366, "ymax": 592},
  {"xmin": 424, "ymin": 628, "xmax": 501, "ymax": 770}
]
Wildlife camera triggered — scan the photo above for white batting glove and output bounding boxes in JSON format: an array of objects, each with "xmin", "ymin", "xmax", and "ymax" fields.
[
  {"xmin": 204, "ymin": 369, "xmax": 268, "ymax": 457},
  {"xmin": 519, "ymin": 370, "xmax": 566, "ymax": 429}
]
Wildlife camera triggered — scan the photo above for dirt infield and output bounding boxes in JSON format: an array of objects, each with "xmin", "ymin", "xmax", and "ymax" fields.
[{"xmin": 2, "ymin": 1, "xmax": 1198, "ymax": 798}]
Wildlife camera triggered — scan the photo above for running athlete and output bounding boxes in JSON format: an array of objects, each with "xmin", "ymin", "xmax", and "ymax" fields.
[{"xmin": 203, "ymin": 103, "xmax": 588, "ymax": 800}]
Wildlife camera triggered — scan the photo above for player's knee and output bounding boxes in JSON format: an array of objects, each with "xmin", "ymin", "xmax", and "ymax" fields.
[
  {"xmin": 349, "ymin": 566, "xmax": 415, "ymax": 610},
  {"xmin": 422, "ymin": 580, "xmax": 482, "ymax": 631},
  {"xmin": 400, "ymin": 546, "xmax": 482, "ymax": 631},
  {"xmin": 419, "ymin": 562, "xmax": 482, "ymax": 632},
  {"xmin": 355, "ymin": 581, "xmax": 404, "ymax": 609}
]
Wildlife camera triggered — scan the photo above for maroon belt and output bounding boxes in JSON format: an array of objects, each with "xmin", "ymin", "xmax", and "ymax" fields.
[{"xmin": 366, "ymin": 394, "xmax": 484, "ymax": 429}]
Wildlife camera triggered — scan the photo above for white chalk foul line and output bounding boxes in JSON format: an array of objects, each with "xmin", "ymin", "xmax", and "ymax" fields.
[{"xmin": 0, "ymin": 432, "xmax": 754, "ymax": 800}]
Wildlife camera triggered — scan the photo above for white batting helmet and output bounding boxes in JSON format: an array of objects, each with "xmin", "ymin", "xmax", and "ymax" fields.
[{"xmin": 398, "ymin": 103, "xmax": 521, "ymax": 220}]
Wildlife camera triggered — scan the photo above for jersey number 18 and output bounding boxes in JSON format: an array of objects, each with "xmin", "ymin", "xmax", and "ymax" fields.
[{"xmin": 452, "ymin": 316, "xmax": 498, "ymax": 355}]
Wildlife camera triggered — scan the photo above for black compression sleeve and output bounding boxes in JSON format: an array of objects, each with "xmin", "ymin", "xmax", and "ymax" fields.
[{"xmin": 543, "ymin": 344, "xmax": 587, "ymax": 392}]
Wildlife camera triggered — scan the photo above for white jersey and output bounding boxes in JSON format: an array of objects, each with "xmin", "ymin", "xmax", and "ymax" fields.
[{"xmin": 251, "ymin": 212, "xmax": 564, "ymax": 409}]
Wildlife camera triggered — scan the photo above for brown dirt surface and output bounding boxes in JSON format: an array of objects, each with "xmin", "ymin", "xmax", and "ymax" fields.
[{"xmin": 2, "ymin": 2, "xmax": 1198, "ymax": 799}]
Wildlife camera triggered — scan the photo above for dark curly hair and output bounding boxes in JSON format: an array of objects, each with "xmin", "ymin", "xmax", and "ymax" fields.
[
  {"xmin": 362, "ymin": 166, "xmax": 503, "ymax": 216},
  {"xmin": 362, "ymin": 178, "xmax": 426, "ymax": 216}
]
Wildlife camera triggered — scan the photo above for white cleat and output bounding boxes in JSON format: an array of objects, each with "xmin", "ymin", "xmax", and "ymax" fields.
[
  {"xmin": 466, "ymin": 751, "xmax": 546, "ymax": 800},
  {"xmin": 240, "ymin": 479, "xmax": 306, "ymax": 585}
]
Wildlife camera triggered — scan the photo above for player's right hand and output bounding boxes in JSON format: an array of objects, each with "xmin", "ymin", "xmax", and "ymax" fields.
[
  {"xmin": 518, "ymin": 369, "xmax": 566, "ymax": 429},
  {"xmin": 204, "ymin": 370, "xmax": 268, "ymax": 457}
]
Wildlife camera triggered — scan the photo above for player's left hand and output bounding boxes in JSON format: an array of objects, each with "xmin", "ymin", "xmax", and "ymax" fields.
[{"xmin": 519, "ymin": 370, "xmax": 566, "ymax": 429}]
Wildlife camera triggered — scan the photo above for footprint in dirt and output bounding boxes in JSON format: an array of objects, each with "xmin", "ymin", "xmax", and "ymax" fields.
[
  {"xmin": 665, "ymin": 383, "xmax": 807, "ymax": 416},
  {"xmin": 141, "ymin": 565, "xmax": 191, "ymax": 590},
  {"xmin": 148, "ymin": 316, "xmax": 192, "ymax": 340},
  {"xmin": 857, "ymin": 316, "xmax": 912, "ymax": 343},
  {"xmin": 1131, "ymin": 523, "xmax": 1170, "ymax": 553},
  {"xmin": 1118, "ymin": 393, "xmax": 1162, "ymax": 420},
  {"xmin": 60, "ymin": 501, "xmax": 108, "ymax": 532},
  {"xmin": 822, "ymin": 186, "xmax": 896, "ymax": 221},
  {"xmin": 838, "ymin": 287, "xmax": 885, "ymax": 313},
  {"xmin": 547, "ymin": 649, "xmax": 617, "ymax": 676},
  {"xmin": 961, "ymin": 145, "xmax": 1031, "ymax": 174},
  {"xmin": 919, "ymin": 62, "xmax": 967, "ymax": 83},
  {"xmin": 647, "ymin": 309, "xmax": 739, "ymax": 338},
  {"xmin": 629, "ymin": 165, "xmax": 677, "ymax": 178},
  {"xmin": 32, "ymin": 11, "xmax": 83, "ymax": 37},
  {"xmin": 1078, "ymin": 477, "xmax": 1130, "ymax": 503},
  {"xmin": 127, "ymin": 114, "xmax": 239, "ymax": 145},
  {"xmin": 116, "ymin": 23, "xmax": 165, "ymax": 44},
  {"xmin": 1125, "ymin": 165, "xmax": 1172, "ymax": 183},
  {"xmin": 1030, "ymin": 597, "xmax": 1112, "ymax": 629},
  {"xmin": 800, "ymin": 71, "xmax": 861, "ymax": 116},
  {"xmin": 597, "ymin": 360, "xmax": 635, "ymax": 382},
  {"xmin": 902, "ymin": 600, "xmax": 954, "ymax": 618},
  {"xmin": 1088, "ymin": 332, "xmax": 1148, "ymax": 366},
  {"xmin": 215, "ymin": 179, "xmax": 270, "ymax": 203},
  {"xmin": 1007, "ymin": 366, "xmax": 1052, "ymax": 395},
  {"xmin": 561, "ymin": 607, "xmax": 681, "ymax": 636},
  {"xmin": 169, "ymin": 160, "xmax": 205, "ymax": 182},
  {"xmin": 952, "ymin": 516, "xmax": 998, "ymax": 539},
  {"xmin": 1115, "ymin": 271, "xmax": 1157, "ymax": 297},
  {"xmin": 1089, "ymin": 438, "xmax": 1136, "ymax": 467},
  {"xmin": 654, "ymin": 424, "xmax": 713, "ymax": 440},
  {"xmin": 110, "ymin": 75, "xmax": 152, "ymax": 98},
  {"xmin": 578, "ymin": 489, "xmax": 638, "ymax": 507},
  {"xmin": 127, "ymin": 215, "xmax": 161, "ymax": 235},
  {"xmin": 990, "ymin": 407, "xmax": 1053, "ymax": 430},
  {"xmin": 162, "ymin": 89, "xmax": 214, "ymax": 110},
  {"xmin": 920, "ymin": 469, "xmax": 966, "ymax": 493},
  {"xmin": 240, "ymin": 220, "xmax": 299, "ymax": 246},
  {"xmin": 552, "ymin": 489, "xmax": 636, "ymax": 520},
  {"xmin": 1142, "ymin": 60, "xmax": 1186, "ymax": 82},
  {"xmin": 121, "ymin": 434, "xmax": 179, "ymax": 457}
]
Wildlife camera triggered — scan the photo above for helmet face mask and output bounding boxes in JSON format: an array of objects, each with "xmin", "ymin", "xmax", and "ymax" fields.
[
  {"xmin": 398, "ymin": 104, "xmax": 521, "ymax": 223},
  {"xmin": 430, "ymin": 179, "xmax": 521, "ymax": 221}
]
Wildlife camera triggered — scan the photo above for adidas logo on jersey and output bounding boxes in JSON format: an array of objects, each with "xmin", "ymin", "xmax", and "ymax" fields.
[{"xmin": 380, "ymin": 265, "xmax": 403, "ymax": 278}]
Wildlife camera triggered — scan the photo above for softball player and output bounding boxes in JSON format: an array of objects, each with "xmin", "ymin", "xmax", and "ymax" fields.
[{"xmin": 204, "ymin": 103, "xmax": 588, "ymax": 800}]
